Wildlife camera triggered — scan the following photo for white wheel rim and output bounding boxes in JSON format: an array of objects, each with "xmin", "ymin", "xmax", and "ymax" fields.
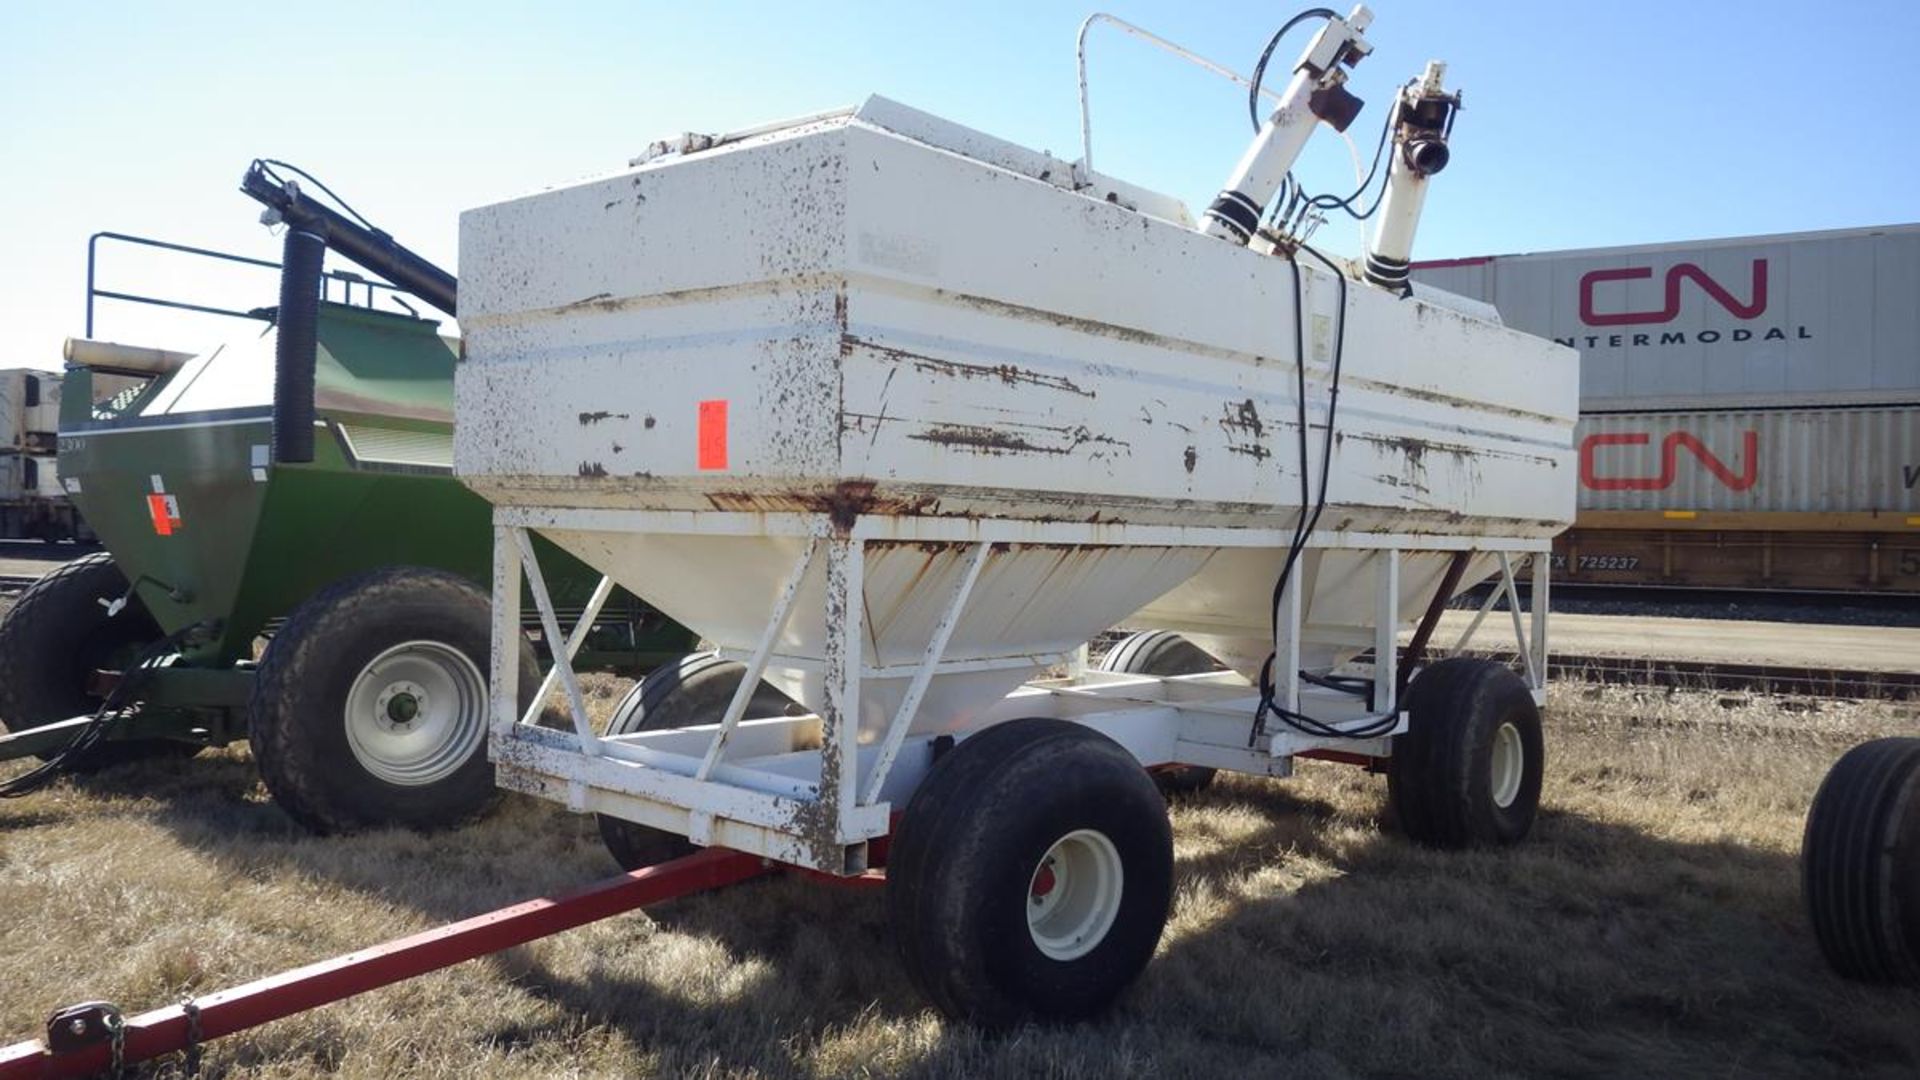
[
  {"xmin": 343, "ymin": 641, "xmax": 488, "ymax": 787},
  {"xmin": 1490, "ymin": 721, "xmax": 1525, "ymax": 809},
  {"xmin": 1026, "ymin": 829, "xmax": 1124, "ymax": 962}
]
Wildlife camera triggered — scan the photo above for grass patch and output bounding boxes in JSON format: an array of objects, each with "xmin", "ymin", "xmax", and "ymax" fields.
[{"xmin": 3, "ymin": 678, "xmax": 1918, "ymax": 1077}]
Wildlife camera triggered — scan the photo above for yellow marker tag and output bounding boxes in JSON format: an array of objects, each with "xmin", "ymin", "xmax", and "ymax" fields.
[{"xmin": 1663, "ymin": 510, "xmax": 1697, "ymax": 520}]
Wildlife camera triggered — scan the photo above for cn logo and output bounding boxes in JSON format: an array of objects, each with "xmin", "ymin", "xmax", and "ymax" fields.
[
  {"xmin": 1579, "ymin": 259, "xmax": 1768, "ymax": 326},
  {"xmin": 1580, "ymin": 431, "xmax": 1758, "ymax": 492}
]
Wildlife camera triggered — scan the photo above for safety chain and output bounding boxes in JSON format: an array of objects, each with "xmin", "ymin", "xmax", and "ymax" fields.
[
  {"xmin": 102, "ymin": 1008, "xmax": 125, "ymax": 1079},
  {"xmin": 180, "ymin": 995, "xmax": 203, "ymax": 1076}
]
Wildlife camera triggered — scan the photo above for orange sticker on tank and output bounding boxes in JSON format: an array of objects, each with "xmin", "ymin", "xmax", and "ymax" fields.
[
  {"xmin": 147, "ymin": 493, "xmax": 182, "ymax": 536},
  {"xmin": 698, "ymin": 400, "xmax": 728, "ymax": 471}
]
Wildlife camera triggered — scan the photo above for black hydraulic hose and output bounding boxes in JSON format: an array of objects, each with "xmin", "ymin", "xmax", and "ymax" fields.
[{"xmin": 273, "ymin": 227, "xmax": 325, "ymax": 465}]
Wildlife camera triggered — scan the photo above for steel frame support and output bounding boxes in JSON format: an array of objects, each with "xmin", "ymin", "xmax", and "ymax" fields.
[
  {"xmin": 1447, "ymin": 552, "xmax": 1552, "ymax": 704},
  {"xmin": 819, "ymin": 535, "xmax": 864, "ymax": 867},
  {"xmin": 489, "ymin": 507, "xmax": 1554, "ymax": 873},
  {"xmin": 0, "ymin": 849, "xmax": 768, "ymax": 1080},
  {"xmin": 1372, "ymin": 549, "xmax": 1400, "ymax": 716}
]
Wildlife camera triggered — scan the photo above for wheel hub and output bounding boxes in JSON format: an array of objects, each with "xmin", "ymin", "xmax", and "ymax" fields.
[
  {"xmin": 376, "ymin": 682, "xmax": 428, "ymax": 730},
  {"xmin": 1026, "ymin": 829, "xmax": 1124, "ymax": 962},
  {"xmin": 344, "ymin": 642, "xmax": 487, "ymax": 787},
  {"xmin": 1490, "ymin": 720, "xmax": 1525, "ymax": 809}
]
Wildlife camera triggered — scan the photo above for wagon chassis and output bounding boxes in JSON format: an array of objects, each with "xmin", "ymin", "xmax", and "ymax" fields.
[{"xmin": 489, "ymin": 507, "xmax": 1552, "ymax": 875}]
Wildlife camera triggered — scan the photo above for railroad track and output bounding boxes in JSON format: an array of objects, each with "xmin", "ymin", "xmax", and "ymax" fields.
[{"xmin": 1466, "ymin": 649, "xmax": 1920, "ymax": 701}]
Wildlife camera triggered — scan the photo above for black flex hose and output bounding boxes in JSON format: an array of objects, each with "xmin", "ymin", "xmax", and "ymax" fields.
[
  {"xmin": 1247, "ymin": 8, "xmax": 1338, "ymax": 131},
  {"xmin": 272, "ymin": 226, "xmax": 325, "ymax": 465}
]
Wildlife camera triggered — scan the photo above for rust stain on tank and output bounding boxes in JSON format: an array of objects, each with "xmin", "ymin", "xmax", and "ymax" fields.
[
  {"xmin": 578, "ymin": 410, "xmax": 630, "ymax": 425},
  {"xmin": 910, "ymin": 422, "xmax": 1127, "ymax": 457},
  {"xmin": 577, "ymin": 461, "xmax": 608, "ymax": 478},
  {"xmin": 1220, "ymin": 398, "xmax": 1265, "ymax": 437},
  {"xmin": 847, "ymin": 336, "xmax": 1094, "ymax": 398},
  {"xmin": 706, "ymin": 481, "xmax": 937, "ymax": 527}
]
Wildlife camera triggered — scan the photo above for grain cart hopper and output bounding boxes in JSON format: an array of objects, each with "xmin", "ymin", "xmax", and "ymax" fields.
[
  {"xmin": 0, "ymin": 169, "xmax": 695, "ymax": 831},
  {"xmin": 459, "ymin": 5, "xmax": 1576, "ymax": 1025}
]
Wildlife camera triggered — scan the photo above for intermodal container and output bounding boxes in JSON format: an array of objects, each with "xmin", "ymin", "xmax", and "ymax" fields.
[
  {"xmin": 1414, "ymin": 224, "xmax": 1920, "ymax": 412},
  {"xmin": 1573, "ymin": 406, "xmax": 1920, "ymax": 517},
  {"xmin": 0, "ymin": 369, "xmax": 61, "ymax": 454}
]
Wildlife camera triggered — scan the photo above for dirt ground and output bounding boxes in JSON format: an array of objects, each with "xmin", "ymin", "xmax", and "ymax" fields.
[{"xmin": 3, "ymin": 666, "xmax": 1919, "ymax": 1078}]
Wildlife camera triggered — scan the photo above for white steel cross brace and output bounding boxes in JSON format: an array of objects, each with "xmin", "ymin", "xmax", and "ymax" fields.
[
  {"xmin": 512, "ymin": 527, "xmax": 602, "ymax": 755},
  {"xmin": 695, "ymin": 537, "xmax": 820, "ymax": 781},
  {"xmin": 520, "ymin": 574, "xmax": 615, "ymax": 728},
  {"xmin": 861, "ymin": 541, "xmax": 991, "ymax": 805}
]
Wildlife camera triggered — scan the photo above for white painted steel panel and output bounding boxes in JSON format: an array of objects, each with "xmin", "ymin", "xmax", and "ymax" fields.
[
  {"xmin": 457, "ymin": 97, "xmax": 1576, "ymax": 534},
  {"xmin": 1414, "ymin": 224, "xmax": 1920, "ymax": 411},
  {"xmin": 1574, "ymin": 406, "xmax": 1920, "ymax": 515}
]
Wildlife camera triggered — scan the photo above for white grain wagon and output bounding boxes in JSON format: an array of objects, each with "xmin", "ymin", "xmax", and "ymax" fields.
[{"xmin": 454, "ymin": 8, "xmax": 1578, "ymax": 1024}]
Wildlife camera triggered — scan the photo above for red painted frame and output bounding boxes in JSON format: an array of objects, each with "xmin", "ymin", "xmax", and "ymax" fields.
[{"xmin": 0, "ymin": 847, "xmax": 768, "ymax": 1080}]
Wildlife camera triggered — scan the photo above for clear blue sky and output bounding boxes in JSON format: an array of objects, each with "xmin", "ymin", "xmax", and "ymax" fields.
[{"xmin": 3, "ymin": 0, "xmax": 1916, "ymax": 363}]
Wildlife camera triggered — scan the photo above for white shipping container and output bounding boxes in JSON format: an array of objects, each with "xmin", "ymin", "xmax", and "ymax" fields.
[
  {"xmin": 1415, "ymin": 224, "xmax": 1920, "ymax": 411},
  {"xmin": 0, "ymin": 454, "xmax": 57, "ymax": 502},
  {"xmin": 0, "ymin": 368, "xmax": 62, "ymax": 453},
  {"xmin": 1574, "ymin": 406, "xmax": 1920, "ymax": 515}
]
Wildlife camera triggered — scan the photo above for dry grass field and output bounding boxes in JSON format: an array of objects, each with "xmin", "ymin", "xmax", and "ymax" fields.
[{"xmin": 5, "ymin": 664, "xmax": 1920, "ymax": 1078}]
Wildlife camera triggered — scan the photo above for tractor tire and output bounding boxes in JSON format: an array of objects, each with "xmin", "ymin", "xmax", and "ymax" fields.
[
  {"xmin": 249, "ymin": 565, "xmax": 538, "ymax": 834},
  {"xmin": 598, "ymin": 652, "xmax": 800, "ymax": 871},
  {"xmin": 0, "ymin": 552, "xmax": 199, "ymax": 768},
  {"xmin": 1099, "ymin": 630, "xmax": 1220, "ymax": 796},
  {"xmin": 1388, "ymin": 657, "xmax": 1543, "ymax": 849},
  {"xmin": 887, "ymin": 718, "xmax": 1173, "ymax": 1027},
  {"xmin": 1802, "ymin": 737, "xmax": 1920, "ymax": 985}
]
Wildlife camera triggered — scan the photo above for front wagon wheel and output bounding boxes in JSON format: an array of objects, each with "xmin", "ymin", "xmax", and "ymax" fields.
[
  {"xmin": 249, "ymin": 566, "xmax": 538, "ymax": 834},
  {"xmin": 886, "ymin": 718, "xmax": 1173, "ymax": 1027},
  {"xmin": 1388, "ymin": 657, "xmax": 1544, "ymax": 849}
]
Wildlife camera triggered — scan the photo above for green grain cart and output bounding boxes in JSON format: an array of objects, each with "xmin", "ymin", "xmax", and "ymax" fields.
[{"xmin": 0, "ymin": 164, "xmax": 695, "ymax": 830}]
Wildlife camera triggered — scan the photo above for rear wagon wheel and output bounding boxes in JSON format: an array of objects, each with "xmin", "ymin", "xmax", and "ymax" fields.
[
  {"xmin": 1099, "ymin": 630, "xmax": 1220, "ymax": 796},
  {"xmin": 249, "ymin": 565, "xmax": 538, "ymax": 834},
  {"xmin": 0, "ymin": 552, "xmax": 200, "ymax": 768},
  {"xmin": 1388, "ymin": 657, "xmax": 1543, "ymax": 848},
  {"xmin": 597, "ymin": 652, "xmax": 800, "ymax": 870}
]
